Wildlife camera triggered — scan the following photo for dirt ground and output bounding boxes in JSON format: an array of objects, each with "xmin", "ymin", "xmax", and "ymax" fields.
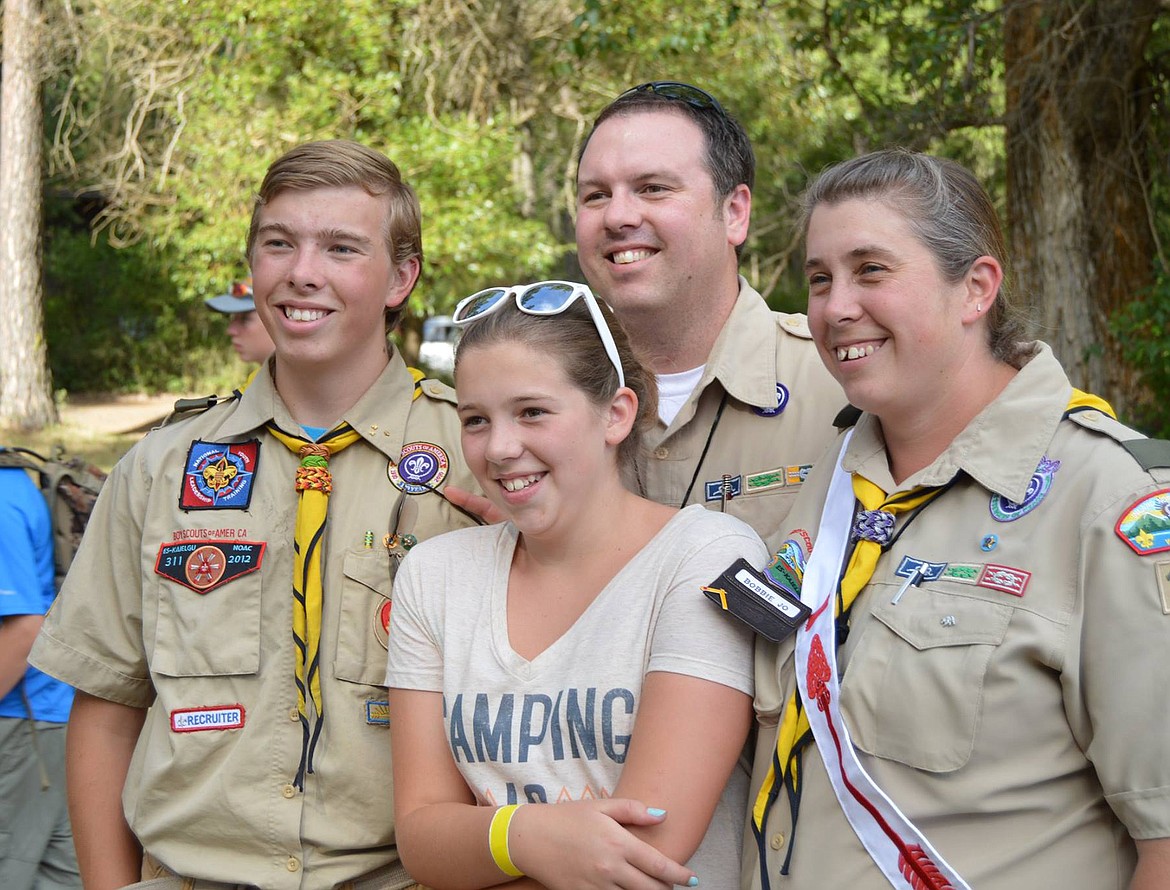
[
  {"xmin": 58, "ymin": 392, "xmax": 183, "ymax": 436},
  {"xmin": 1, "ymin": 392, "xmax": 188, "ymax": 472}
]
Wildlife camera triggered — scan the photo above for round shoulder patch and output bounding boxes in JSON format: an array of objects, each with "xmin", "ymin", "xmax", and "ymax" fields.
[
  {"xmin": 990, "ymin": 456, "xmax": 1060, "ymax": 522},
  {"xmin": 389, "ymin": 442, "xmax": 450, "ymax": 494},
  {"xmin": 753, "ymin": 383, "xmax": 791, "ymax": 418}
]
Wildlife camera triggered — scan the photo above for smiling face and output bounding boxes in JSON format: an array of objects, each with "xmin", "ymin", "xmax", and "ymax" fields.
[
  {"xmin": 804, "ymin": 197, "xmax": 982, "ymax": 428},
  {"xmin": 456, "ymin": 340, "xmax": 628, "ymax": 542},
  {"xmin": 575, "ymin": 110, "xmax": 749, "ymax": 328},
  {"xmin": 249, "ymin": 185, "xmax": 418, "ymax": 385}
]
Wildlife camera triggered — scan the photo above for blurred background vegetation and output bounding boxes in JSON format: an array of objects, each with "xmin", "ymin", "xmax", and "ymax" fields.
[{"xmin": 4, "ymin": 0, "xmax": 1170, "ymax": 447}]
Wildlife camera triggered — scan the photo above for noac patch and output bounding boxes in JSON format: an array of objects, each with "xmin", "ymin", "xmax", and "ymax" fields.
[{"xmin": 155, "ymin": 540, "xmax": 266, "ymax": 593}]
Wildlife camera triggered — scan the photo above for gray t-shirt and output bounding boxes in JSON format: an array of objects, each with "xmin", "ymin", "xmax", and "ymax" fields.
[{"xmin": 386, "ymin": 504, "xmax": 767, "ymax": 887}]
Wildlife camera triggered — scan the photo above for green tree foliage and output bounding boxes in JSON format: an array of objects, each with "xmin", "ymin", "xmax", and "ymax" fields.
[{"xmin": 35, "ymin": 0, "xmax": 1170, "ymax": 430}]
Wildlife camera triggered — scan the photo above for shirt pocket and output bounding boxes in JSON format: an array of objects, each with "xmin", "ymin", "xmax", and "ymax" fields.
[
  {"xmin": 333, "ymin": 549, "xmax": 395, "ymax": 688},
  {"xmin": 152, "ymin": 571, "xmax": 262, "ymax": 677},
  {"xmin": 842, "ymin": 586, "xmax": 1012, "ymax": 772}
]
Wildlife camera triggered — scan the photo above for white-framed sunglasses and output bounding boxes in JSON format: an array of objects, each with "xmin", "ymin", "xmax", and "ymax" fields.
[{"xmin": 452, "ymin": 280, "xmax": 626, "ymax": 389}]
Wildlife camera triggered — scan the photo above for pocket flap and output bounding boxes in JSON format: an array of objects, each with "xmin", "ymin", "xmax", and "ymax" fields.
[
  {"xmin": 342, "ymin": 549, "xmax": 393, "ymax": 596},
  {"xmin": 870, "ymin": 587, "xmax": 1012, "ymax": 650}
]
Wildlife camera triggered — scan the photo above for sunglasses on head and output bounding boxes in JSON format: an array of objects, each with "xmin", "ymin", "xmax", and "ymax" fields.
[
  {"xmin": 452, "ymin": 280, "xmax": 626, "ymax": 389},
  {"xmin": 618, "ymin": 81, "xmax": 725, "ymax": 115}
]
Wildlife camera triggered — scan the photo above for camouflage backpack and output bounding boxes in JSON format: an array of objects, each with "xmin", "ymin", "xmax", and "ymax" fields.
[{"xmin": 0, "ymin": 446, "xmax": 107, "ymax": 590}]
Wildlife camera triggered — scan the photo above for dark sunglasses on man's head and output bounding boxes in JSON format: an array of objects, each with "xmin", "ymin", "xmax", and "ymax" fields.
[{"xmin": 618, "ymin": 81, "xmax": 725, "ymax": 115}]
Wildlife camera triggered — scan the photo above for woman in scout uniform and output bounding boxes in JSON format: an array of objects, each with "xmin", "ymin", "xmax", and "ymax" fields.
[
  {"xmin": 385, "ymin": 281, "xmax": 768, "ymax": 889},
  {"xmin": 746, "ymin": 149, "xmax": 1170, "ymax": 889}
]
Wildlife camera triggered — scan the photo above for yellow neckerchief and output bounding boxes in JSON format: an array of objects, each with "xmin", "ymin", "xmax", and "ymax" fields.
[{"xmin": 264, "ymin": 421, "xmax": 363, "ymax": 790}]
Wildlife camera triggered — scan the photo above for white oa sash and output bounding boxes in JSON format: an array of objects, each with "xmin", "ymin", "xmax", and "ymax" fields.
[{"xmin": 795, "ymin": 431, "xmax": 971, "ymax": 890}]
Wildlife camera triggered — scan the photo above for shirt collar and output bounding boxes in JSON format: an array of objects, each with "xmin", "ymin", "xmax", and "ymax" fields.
[
  {"xmin": 218, "ymin": 352, "xmax": 419, "ymax": 461},
  {"xmin": 845, "ymin": 342, "xmax": 1069, "ymax": 503},
  {"xmin": 703, "ymin": 276, "xmax": 783, "ymax": 408}
]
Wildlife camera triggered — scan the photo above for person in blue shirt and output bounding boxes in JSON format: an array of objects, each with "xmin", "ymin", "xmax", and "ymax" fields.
[{"xmin": 0, "ymin": 466, "xmax": 80, "ymax": 889}]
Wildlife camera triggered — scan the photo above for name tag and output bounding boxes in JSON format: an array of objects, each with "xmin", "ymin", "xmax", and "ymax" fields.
[{"xmin": 702, "ymin": 558, "xmax": 811, "ymax": 642}]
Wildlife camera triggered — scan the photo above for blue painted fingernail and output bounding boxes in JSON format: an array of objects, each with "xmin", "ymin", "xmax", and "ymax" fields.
[
  {"xmin": 687, "ymin": 877, "xmax": 699, "ymax": 887},
  {"xmin": 647, "ymin": 807, "xmax": 667, "ymax": 817}
]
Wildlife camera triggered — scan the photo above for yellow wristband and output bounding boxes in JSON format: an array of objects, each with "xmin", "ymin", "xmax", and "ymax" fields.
[{"xmin": 488, "ymin": 804, "xmax": 524, "ymax": 877}]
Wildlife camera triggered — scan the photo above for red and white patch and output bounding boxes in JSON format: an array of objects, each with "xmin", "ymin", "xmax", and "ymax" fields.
[
  {"xmin": 170, "ymin": 704, "xmax": 245, "ymax": 733},
  {"xmin": 374, "ymin": 598, "xmax": 392, "ymax": 650},
  {"xmin": 977, "ymin": 563, "xmax": 1031, "ymax": 597},
  {"xmin": 155, "ymin": 540, "xmax": 265, "ymax": 594}
]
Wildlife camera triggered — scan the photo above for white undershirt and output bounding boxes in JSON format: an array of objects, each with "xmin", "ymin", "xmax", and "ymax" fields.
[{"xmin": 656, "ymin": 365, "xmax": 706, "ymax": 426}]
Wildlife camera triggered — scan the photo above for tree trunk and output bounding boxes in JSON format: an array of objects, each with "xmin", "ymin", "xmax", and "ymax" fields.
[
  {"xmin": 1, "ymin": 0, "xmax": 57, "ymax": 430},
  {"xmin": 1004, "ymin": 0, "xmax": 1159, "ymax": 418}
]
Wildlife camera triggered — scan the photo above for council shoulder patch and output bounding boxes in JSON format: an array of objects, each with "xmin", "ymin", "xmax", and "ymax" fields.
[
  {"xmin": 155, "ymin": 540, "xmax": 266, "ymax": 593},
  {"xmin": 179, "ymin": 440, "xmax": 260, "ymax": 511},
  {"xmin": 388, "ymin": 442, "xmax": 450, "ymax": 494},
  {"xmin": 1115, "ymin": 488, "xmax": 1170, "ymax": 556}
]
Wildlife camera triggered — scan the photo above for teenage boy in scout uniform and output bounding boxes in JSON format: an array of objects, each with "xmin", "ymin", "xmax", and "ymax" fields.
[
  {"xmin": 30, "ymin": 140, "xmax": 478, "ymax": 890},
  {"xmin": 574, "ymin": 83, "xmax": 845, "ymax": 551}
]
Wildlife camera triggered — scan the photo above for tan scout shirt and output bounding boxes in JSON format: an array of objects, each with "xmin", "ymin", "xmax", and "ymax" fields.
[
  {"xmin": 626, "ymin": 278, "xmax": 844, "ymax": 554},
  {"xmin": 30, "ymin": 354, "xmax": 478, "ymax": 890},
  {"xmin": 746, "ymin": 343, "xmax": 1170, "ymax": 889}
]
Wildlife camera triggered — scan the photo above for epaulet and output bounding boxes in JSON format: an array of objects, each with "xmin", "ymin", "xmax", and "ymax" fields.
[
  {"xmin": 833, "ymin": 404, "xmax": 863, "ymax": 429},
  {"xmin": 409, "ymin": 367, "xmax": 457, "ymax": 406},
  {"xmin": 160, "ymin": 392, "xmax": 240, "ymax": 427},
  {"xmin": 1065, "ymin": 408, "xmax": 1170, "ymax": 471},
  {"xmin": 776, "ymin": 313, "xmax": 814, "ymax": 341}
]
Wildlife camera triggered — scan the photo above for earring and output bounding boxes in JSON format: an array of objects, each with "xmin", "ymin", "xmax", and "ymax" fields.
[{"xmin": 976, "ymin": 303, "xmax": 983, "ymax": 313}]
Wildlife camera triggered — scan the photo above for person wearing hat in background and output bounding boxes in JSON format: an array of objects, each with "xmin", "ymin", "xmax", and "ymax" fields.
[{"xmin": 206, "ymin": 278, "xmax": 276, "ymax": 365}]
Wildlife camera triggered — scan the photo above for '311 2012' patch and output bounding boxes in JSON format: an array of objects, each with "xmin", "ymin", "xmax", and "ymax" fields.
[{"xmin": 155, "ymin": 540, "xmax": 266, "ymax": 593}]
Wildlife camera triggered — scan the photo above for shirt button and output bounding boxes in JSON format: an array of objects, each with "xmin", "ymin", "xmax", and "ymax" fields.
[
  {"xmin": 282, "ymin": 784, "xmax": 297, "ymax": 799},
  {"xmin": 289, "ymin": 707, "xmax": 299, "ymax": 721},
  {"xmin": 770, "ymin": 832, "xmax": 785, "ymax": 850},
  {"xmin": 653, "ymin": 446, "xmax": 669, "ymax": 460},
  {"xmin": 286, "ymin": 856, "xmax": 300, "ymax": 872}
]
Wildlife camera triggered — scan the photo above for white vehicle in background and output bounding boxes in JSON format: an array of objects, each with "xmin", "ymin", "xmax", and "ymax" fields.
[{"xmin": 418, "ymin": 315, "xmax": 458, "ymax": 378}]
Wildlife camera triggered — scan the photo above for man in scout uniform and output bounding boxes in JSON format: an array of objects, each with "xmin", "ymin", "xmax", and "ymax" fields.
[
  {"xmin": 30, "ymin": 140, "xmax": 478, "ymax": 890},
  {"xmin": 574, "ymin": 82, "xmax": 845, "ymax": 550}
]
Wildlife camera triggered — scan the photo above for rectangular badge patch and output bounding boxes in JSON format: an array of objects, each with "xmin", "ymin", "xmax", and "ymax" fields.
[
  {"xmin": 366, "ymin": 700, "xmax": 391, "ymax": 725},
  {"xmin": 171, "ymin": 704, "xmax": 245, "ymax": 733},
  {"xmin": 941, "ymin": 563, "xmax": 981, "ymax": 583},
  {"xmin": 179, "ymin": 439, "xmax": 261, "ymax": 511},
  {"xmin": 1156, "ymin": 560, "xmax": 1170, "ymax": 615},
  {"xmin": 745, "ymin": 468, "xmax": 787, "ymax": 494},
  {"xmin": 155, "ymin": 540, "xmax": 266, "ymax": 593},
  {"xmin": 977, "ymin": 564, "xmax": 1031, "ymax": 597},
  {"xmin": 895, "ymin": 556, "xmax": 947, "ymax": 583},
  {"xmin": 705, "ymin": 475, "xmax": 742, "ymax": 502},
  {"xmin": 785, "ymin": 464, "xmax": 813, "ymax": 486}
]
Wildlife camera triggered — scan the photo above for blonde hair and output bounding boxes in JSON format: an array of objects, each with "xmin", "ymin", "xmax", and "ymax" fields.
[{"xmin": 247, "ymin": 140, "xmax": 423, "ymax": 329}]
